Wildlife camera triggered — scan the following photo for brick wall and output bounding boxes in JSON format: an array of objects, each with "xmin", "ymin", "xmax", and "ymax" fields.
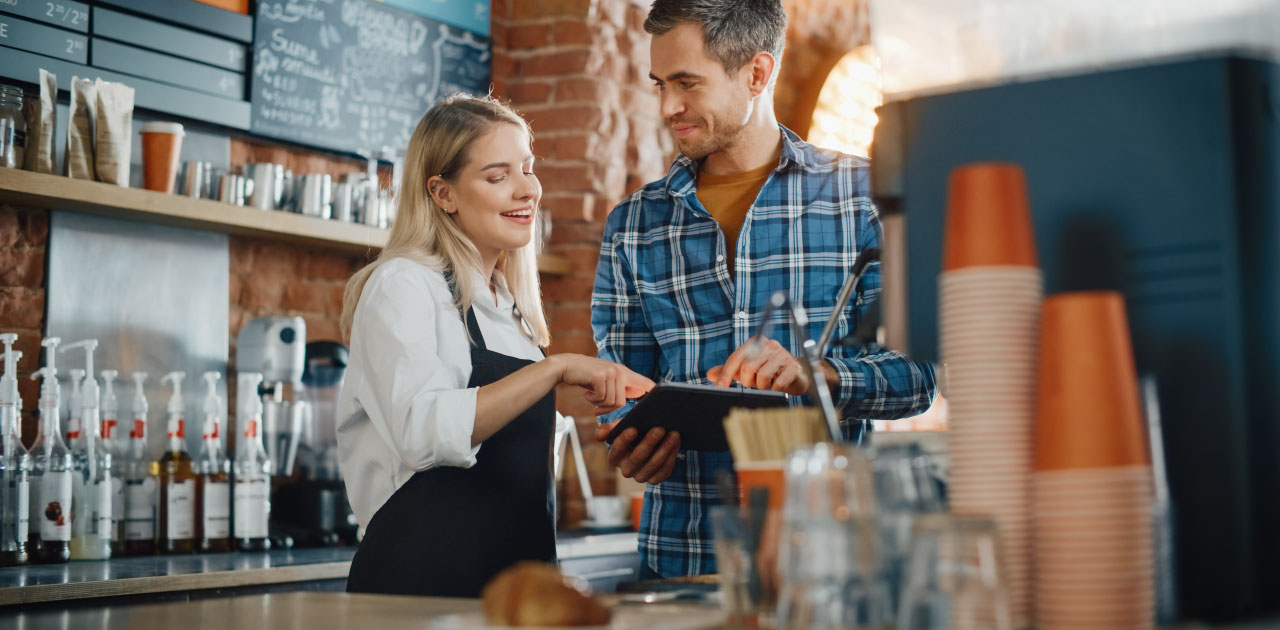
[
  {"xmin": 0, "ymin": 205, "xmax": 47, "ymax": 441},
  {"xmin": 776, "ymin": 0, "xmax": 869, "ymax": 137},
  {"xmin": 491, "ymin": 0, "xmax": 672, "ymax": 417},
  {"xmin": 490, "ymin": 0, "xmax": 675, "ymax": 518}
]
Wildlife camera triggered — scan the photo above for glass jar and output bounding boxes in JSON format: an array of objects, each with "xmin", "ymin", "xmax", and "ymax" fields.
[{"xmin": 0, "ymin": 85, "xmax": 25, "ymax": 169}]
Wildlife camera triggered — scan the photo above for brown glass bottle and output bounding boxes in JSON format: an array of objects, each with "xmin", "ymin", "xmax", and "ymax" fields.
[
  {"xmin": 153, "ymin": 449, "xmax": 198, "ymax": 554},
  {"xmin": 196, "ymin": 372, "xmax": 231, "ymax": 553},
  {"xmin": 154, "ymin": 372, "xmax": 197, "ymax": 554}
]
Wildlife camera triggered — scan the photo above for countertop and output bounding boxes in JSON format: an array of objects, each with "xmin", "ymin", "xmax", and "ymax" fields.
[
  {"xmin": 0, "ymin": 532, "xmax": 639, "ymax": 606},
  {"xmin": 2, "ymin": 589, "xmax": 1276, "ymax": 630},
  {"xmin": 0, "ymin": 591, "xmax": 734, "ymax": 630}
]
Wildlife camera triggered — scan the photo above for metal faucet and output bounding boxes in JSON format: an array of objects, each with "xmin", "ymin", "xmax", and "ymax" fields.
[
  {"xmin": 750, "ymin": 248, "xmax": 881, "ymax": 444},
  {"xmin": 752, "ymin": 291, "xmax": 843, "ymax": 443}
]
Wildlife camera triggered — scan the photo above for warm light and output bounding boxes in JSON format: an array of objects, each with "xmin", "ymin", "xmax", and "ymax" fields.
[
  {"xmin": 872, "ymin": 395, "xmax": 949, "ymax": 433},
  {"xmin": 809, "ymin": 46, "xmax": 882, "ymax": 158}
]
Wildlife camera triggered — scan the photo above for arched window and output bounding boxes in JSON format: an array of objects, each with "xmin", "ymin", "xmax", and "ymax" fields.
[{"xmin": 807, "ymin": 45, "xmax": 882, "ymax": 157}]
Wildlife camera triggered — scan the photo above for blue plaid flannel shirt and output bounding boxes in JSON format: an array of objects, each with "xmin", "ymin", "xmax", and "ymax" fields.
[{"xmin": 591, "ymin": 127, "xmax": 938, "ymax": 577}]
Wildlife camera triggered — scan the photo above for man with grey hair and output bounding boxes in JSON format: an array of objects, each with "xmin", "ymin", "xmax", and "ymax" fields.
[{"xmin": 592, "ymin": 0, "xmax": 937, "ymax": 578}]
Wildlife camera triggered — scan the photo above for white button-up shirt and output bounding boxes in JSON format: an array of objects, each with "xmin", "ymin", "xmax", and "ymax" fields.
[{"xmin": 337, "ymin": 257, "xmax": 552, "ymax": 533}]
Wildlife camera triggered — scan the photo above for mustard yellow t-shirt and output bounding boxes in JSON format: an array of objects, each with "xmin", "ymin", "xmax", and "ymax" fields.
[{"xmin": 696, "ymin": 160, "xmax": 776, "ymax": 276}]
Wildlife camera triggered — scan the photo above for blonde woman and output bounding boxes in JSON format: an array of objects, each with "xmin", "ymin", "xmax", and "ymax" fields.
[{"xmin": 337, "ymin": 94, "xmax": 654, "ymax": 597}]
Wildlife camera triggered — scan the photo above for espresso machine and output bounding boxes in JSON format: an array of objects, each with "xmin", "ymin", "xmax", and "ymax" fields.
[{"xmin": 271, "ymin": 341, "xmax": 357, "ymax": 547}]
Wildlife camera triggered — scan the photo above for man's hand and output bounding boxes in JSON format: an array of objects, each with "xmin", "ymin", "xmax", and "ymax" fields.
[
  {"xmin": 707, "ymin": 339, "xmax": 838, "ymax": 396},
  {"xmin": 594, "ymin": 420, "xmax": 680, "ymax": 484}
]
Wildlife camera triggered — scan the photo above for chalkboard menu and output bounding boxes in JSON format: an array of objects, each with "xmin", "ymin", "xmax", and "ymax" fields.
[{"xmin": 250, "ymin": 0, "xmax": 491, "ymax": 155}]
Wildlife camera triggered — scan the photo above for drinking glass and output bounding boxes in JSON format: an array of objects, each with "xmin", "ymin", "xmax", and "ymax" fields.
[
  {"xmin": 776, "ymin": 443, "xmax": 889, "ymax": 630},
  {"xmin": 897, "ymin": 514, "xmax": 1011, "ymax": 630},
  {"xmin": 710, "ymin": 505, "xmax": 765, "ymax": 625},
  {"xmin": 872, "ymin": 443, "xmax": 946, "ymax": 616}
]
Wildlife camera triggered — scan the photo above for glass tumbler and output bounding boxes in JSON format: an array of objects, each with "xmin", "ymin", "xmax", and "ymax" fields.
[
  {"xmin": 776, "ymin": 443, "xmax": 889, "ymax": 630},
  {"xmin": 897, "ymin": 514, "xmax": 1011, "ymax": 630}
]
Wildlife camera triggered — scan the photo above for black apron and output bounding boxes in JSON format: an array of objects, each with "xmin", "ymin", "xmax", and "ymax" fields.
[{"xmin": 346, "ymin": 305, "xmax": 557, "ymax": 597}]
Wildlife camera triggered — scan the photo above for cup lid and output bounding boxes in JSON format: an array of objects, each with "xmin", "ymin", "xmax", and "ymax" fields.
[{"xmin": 140, "ymin": 121, "xmax": 185, "ymax": 135}]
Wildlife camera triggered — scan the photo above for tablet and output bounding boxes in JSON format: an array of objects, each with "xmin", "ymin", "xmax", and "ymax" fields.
[{"xmin": 605, "ymin": 382, "xmax": 789, "ymax": 452}]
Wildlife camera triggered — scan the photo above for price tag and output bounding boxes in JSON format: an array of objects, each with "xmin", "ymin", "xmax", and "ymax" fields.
[
  {"xmin": 0, "ymin": 12, "xmax": 87, "ymax": 63},
  {"xmin": 0, "ymin": 0, "xmax": 89, "ymax": 33}
]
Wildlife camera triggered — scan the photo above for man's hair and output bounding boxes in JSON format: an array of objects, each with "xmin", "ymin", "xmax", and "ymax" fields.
[{"xmin": 644, "ymin": 0, "xmax": 788, "ymax": 76}]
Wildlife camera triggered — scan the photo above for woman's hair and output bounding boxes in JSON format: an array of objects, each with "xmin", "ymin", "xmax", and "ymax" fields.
[{"xmin": 340, "ymin": 93, "xmax": 550, "ymax": 347}]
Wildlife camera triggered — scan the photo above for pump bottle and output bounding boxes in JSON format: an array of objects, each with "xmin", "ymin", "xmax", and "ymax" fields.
[
  {"xmin": 154, "ymin": 372, "xmax": 197, "ymax": 554},
  {"xmin": 0, "ymin": 335, "xmax": 29, "ymax": 566},
  {"xmin": 63, "ymin": 340, "xmax": 111, "ymax": 560},
  {"xmin": 100, "ymin": 369, "xmax": 125, "ymax": 556},
  {"xmin": 122, "ymin": 372, "xmax": 156, "ymax": 556},
  {"xmin": 28, "ymin": 338, "xmax": 72, "ymax": 563},
  {"xmin": 196, "ymin": 372, "xmax": 231, "ymax": 553},
  {"xmin": 233, "ymin": 373, "xmax": 271, "ymax": 552}
]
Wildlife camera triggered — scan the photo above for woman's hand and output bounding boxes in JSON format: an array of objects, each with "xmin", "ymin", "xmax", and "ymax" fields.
[{"xmin": 551, "ymin": 354, "xmax": 655, "ymax": 414}]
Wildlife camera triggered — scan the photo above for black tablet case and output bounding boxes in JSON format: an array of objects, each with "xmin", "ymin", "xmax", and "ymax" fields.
[{"xmin": 605, "ymin": 382, "xmax": 789, "ymax": 452}]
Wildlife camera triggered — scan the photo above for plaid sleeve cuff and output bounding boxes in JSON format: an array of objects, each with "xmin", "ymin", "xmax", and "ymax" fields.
[{"xmin": 825, "ymin": 355, "xmax": 862, "ymax": 413}]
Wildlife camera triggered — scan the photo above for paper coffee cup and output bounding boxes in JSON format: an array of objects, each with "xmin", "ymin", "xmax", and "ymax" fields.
[{"xmin": 140, "ymin": 121, "xmax": 185, "ymax": 193}]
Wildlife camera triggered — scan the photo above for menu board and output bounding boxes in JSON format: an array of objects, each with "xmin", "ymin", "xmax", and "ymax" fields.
[{"xmin": 250, "ymin": 0, "xmax": 491, "ymax": 155}]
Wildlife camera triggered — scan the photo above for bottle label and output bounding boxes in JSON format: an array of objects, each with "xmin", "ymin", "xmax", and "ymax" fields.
[
  {"xmin": 166, "ymin": 478, "xmax": 195, "ymax": 540},
  {"xmin": 167, "ymin": 418, "xmax": 185, "ymax": 440},
  {"xmin": 233, "ymin": 477, "xmax": 269, "ymax": 539},
  {"xmin": 202, "ymin": 481, "xmax": 230, "ymax": 539},
  {"xmin": 131, "ymin": 419, "xmax": 146, "ymax": 439},
  {"xmin": 124, "ymin": 478, "xmax": 157, "ymax": 541},
  {"xmin": 102, "ymin": 418, "xmax": 118, "ymax": 440},
  {"xmin": 38, "ymin": 471, "xmax": 72, "ymax": 541},
  {"xmin": 65, "ymin": 418, "xmax": 81, "ymax": 441},
  {"xmin": 17, "ymin": 479, "xmax": 29, "ymax": 535},
  {"xmin": 28, "ymin": 473, "xmax": 40, "ymax": 538},
  {"xmin": 72, "ymin": 473, "xmax": 90, "ymax": 537},
  {"xmin": 111, "ymin": 477, "xmax": 125, "ymax": 530},
  {"xmin": 95, "ymin": 479, "xmax": 112, "ymax": 537}
]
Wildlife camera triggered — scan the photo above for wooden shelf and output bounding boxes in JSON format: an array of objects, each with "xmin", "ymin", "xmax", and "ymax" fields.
[
  {"xmin": 0, "ymin": 167, "xmax": 385, "ymax": 254},
  {"xmin": 0, "ymin": 167, "xmax": 573, "ymax": 274}
]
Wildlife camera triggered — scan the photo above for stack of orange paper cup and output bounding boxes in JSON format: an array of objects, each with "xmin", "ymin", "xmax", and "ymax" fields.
[
  {"xmin": 1034, "ymin": 292, "xmax": 1154, "ymax": 630},
  {"xmin": 939, "ymin": 163, "xmax": 1040, "ymax": 627}
]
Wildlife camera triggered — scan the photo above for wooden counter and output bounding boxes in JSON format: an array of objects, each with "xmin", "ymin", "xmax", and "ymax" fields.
[
  {"xmin": 5, "ymin": 589, "xmax": 1277, "ymax": 630},
  {"xmin": 0, "ymin": 547, "xmax": 354, "ymax": 606},
  {"xmin": 0, "ymin": 533, "xmax": 639, "ymax": 608},
  {"xmin": 2, "ymin": 592, "xmax": 731, "ymax": 630}
]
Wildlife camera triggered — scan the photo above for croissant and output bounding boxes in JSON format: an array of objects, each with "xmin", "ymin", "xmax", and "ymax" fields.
[{"xmin": 482, "ymin": 562, "xmax": 612, "ymax": 627}]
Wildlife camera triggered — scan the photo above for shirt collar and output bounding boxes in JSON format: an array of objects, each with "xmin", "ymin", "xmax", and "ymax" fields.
[
  {"xmin": 471, "ymin": 268, "xmax": 515, "ymax": 315},
  {"xmin": 662, "ymin": 124, "xmax": 811, "ymax": 198}
]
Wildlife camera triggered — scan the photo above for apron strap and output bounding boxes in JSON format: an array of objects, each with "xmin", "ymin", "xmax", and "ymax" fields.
[
  {"xmin": 465, "ymin": 306, "xmax": 487, "ymax": 351},
  {"xmin": 446, "ymin": 268, "xmax": 488, "ymax": 351}
]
